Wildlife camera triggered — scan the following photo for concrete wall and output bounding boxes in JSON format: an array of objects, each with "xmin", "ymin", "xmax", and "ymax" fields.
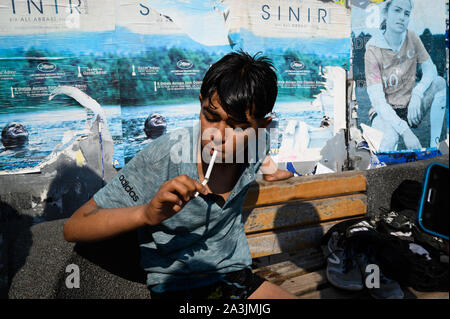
[{"xmin": 365, "ymin": 154, "xmax": 449, "ymax": 216}]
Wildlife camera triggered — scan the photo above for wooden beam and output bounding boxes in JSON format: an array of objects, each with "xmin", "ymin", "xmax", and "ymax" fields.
[
  {"xmin": 243, "ymin": 171, "xmax": 366, "ymax": 208},
  {"xmin": 244, "ymin": 194, "xmax": 366, "ymax": 234},
  {"xmin": 247, "ymin": 220, "xmax": 343, "ymax": 258},
  {"xmin": 252, "ymin": 249, "xmax": 325, "ymax": 285},
  {"xmin": 278, "ymin": 269, "xmax": 329, "ymax": 296},
  {"xmin": 403, "ymin": 288, "xmax": 449, "ymax": 299}
]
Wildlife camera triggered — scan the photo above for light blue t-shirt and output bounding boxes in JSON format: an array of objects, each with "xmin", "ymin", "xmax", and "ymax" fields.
[{"xmin": 93, "ymin": 123, "xmax": 269, "ymax": 289}]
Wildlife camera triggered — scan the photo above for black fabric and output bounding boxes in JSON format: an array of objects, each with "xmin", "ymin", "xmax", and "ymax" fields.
[
  {"xmin": 390, "ymin": 180, "xmax": 423, "ymax": 212},
  {"xmin": 321, "ymin": 216, "xmax": 449, "ymax": 292},
  {"xmin": 347, "ymin": 226, "xmax": 448, "ymax": 292},
  {"xmin": 320, "ymin": 217, "xmax": 367, "ymax": 247},
  {"xmin": 322, "ymin": 177, "xmax": 449, "ymax": 293},
  {"xmin": 377, "ymin": 208, "xmax": 447, "ymax": 252},
  {"xmin": 376, "ymin": 209, "xmax": 416, "ymax": 242},
  {"xmin": 389, "ymin": 179, "xmax": 447, "ymax": 252}
]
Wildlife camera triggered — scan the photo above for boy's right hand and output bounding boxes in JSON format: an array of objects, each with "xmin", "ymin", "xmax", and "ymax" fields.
[{"xmin": 143, "ymin": 174, "xmax": 209, "ymax": 226}]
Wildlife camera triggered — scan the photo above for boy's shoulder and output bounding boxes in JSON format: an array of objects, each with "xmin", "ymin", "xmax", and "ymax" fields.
[
  {"xmin": 138, "ymin": 125, "xmax": 196, "ymax": 164},
  {"xmin": 93, "ymin": 126, "xmax": 197, "ymax": 208}
]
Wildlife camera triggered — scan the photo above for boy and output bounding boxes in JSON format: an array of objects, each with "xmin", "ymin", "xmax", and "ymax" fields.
[{"xmin": 64, "ymin": 51, "xmax": 296, "ymax": 299}]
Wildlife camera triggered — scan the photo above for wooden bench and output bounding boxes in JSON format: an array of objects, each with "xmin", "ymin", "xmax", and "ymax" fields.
[{"xmin": 242, "ymin": 171, "xmax": 449, "ymax": 299}]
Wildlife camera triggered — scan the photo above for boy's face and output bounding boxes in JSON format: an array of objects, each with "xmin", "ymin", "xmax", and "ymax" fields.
[{"xmin": 199, "ymin": 92, "xmax": 271, "ymax": 163}]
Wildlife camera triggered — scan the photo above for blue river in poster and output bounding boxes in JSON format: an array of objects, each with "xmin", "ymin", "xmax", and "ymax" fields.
[
  {"xmin": 0, "ymin": 105, "xmax": 123, "ymax": 171},
  {"xmin": 0, "ymin": 100, "xmax": 325, "ymax": 171}
]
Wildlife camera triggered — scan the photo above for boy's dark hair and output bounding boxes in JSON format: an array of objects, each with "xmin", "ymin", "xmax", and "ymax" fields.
[{"xmin": 200, "ymin": 51, "xmax": 278, "ymax": 122}]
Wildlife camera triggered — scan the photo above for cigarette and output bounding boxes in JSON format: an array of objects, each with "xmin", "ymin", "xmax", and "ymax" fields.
[{"xmin": 194, "ymin": 149, "xmax": 218, "ymax": 197}]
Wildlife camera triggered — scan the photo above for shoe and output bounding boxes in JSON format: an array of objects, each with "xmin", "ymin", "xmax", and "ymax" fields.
[
  {"xmin": 356, "ymin": 252, "xmax": 404, "ymax": 299},
  {"xmin": 369, "ymin": 273, "xmax": 404, "ymax": 299},
  {"xmin": 322, "ymin": 232, "xmax": 364, "ymax": 291}
]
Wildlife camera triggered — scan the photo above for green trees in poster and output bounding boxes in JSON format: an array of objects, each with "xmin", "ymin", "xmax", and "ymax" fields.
[
  {"xmin": 1, "ymin": 46, "xmax": 350, "ymax": 110},
  {"xmin": 268, "ymin": 48, "xmax": 348, "ymax": 100},
  {"xmin": 0, "ymin": 48, "xmax": 120, "ymax": 110},
  {"xmin": 118, "ymin": 47, "xmax": 222, "ymax": 106}
]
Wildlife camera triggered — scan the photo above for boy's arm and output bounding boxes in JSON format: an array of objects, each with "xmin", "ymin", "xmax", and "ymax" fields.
[
  {"xmin": 63, "ymin": 198, "xmax": 149, "ymax": 243},
  {"xmin": 64, "ymin": 175, "xmax": 209, "ymax": 243}
]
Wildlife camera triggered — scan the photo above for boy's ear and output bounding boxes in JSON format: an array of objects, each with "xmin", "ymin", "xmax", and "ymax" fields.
[{"xmin": 199, "ymin": 94, "xmax": 203, "ymax": 102}]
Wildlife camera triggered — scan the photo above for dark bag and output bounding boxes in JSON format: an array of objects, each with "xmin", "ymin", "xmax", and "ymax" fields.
[
  {"xmin": 388, "ymin": 179, "xmax": 447, "ymax": 252},
  {"xmin": 321, "ymin": 216, "xmax": 449, "ymax": 292},
  {"xmin": 390, "ymin": 180, "xmax": 422, "ymax": 212}
]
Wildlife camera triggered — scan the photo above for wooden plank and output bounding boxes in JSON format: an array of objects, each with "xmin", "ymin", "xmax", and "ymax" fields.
[
  {"xmin": 247, "ymin": 220, "xmax": 341, "ymax": 258},
  {"xmin": 253, "ymin": 249, "xmax": 325, "ymax": 285},
  {"xmin": 252, "ymin": 247, "xmax": 323, "ymax": 269},
  {"xmin": 243, "ymin": 194, "xmax": 366, "ymax": 234},
  {"xmin": 404, "ymin": 288, "xmax": 449, "ymax": 299},
  {"xmin": 278, "ymin": 269, "xmax": 329, "ymax": 296},
  {"xmin": 243, "ymin": 171, "xmax": 366, "ymax": 208}
]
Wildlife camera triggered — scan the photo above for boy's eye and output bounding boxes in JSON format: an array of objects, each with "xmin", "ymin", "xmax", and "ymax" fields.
[
  {"xmin": 202, "ymin": 107, "xmax": 250, "ymax": 129},
  {"xmin": 203, "ymin": 109, "xmax": 220, "ymax": 122}
]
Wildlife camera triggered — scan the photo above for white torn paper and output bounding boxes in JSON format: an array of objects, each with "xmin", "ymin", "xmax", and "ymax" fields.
[{"xmin": 360, "ymin": 123, "xmax": 384, "ymax": 153}]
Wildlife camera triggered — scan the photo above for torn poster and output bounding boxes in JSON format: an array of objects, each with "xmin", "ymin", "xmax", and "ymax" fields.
[
  {"xmin": 0, "ymin": 0, "xmax": 124, "ymax": 174},
  {"xmin": 228, "ymin": 0, "xmax": 351, "ymax": 174},
  {"xmin": 116, "ymin": 0, "xmax": 233, "ymax": 163}
]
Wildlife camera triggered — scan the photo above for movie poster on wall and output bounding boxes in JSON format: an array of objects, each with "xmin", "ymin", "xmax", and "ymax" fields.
[
  {"xmin": 351, "ymin": 0, "xmax": 448, "ymax": 160},
  {"xmin": 116, "ymin": 1, "xmax": 233, "ymax": 163},
  {"xmin": 0, "ymin": 0, "xmax": 124, "ymax": 174},
  {"xmin": 229, "ymin": 0, "xmax": 351, "ymax": 174}
]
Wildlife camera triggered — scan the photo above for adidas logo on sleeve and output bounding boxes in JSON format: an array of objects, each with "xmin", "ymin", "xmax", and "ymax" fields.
[{"xmin": 119, "ymin": 175, "xmax": 139, "ymax": 202}]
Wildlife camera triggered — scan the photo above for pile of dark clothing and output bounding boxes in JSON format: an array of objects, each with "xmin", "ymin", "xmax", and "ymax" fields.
[{"xmin": 321, "ymin": 180, "xmax": 449, "ymax": 299}]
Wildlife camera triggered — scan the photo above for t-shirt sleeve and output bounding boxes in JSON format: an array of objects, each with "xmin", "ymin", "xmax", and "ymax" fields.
[
  {"xmin": 93, "ymin": 138, "xmax": 170, "ymax": 209},
  {"xmin": 364, "ymin": 47, "xmax": 383, "ymax": 87},
  {"xmin": 93, "ymin": 147, "xmax": 150, "ymax": 209},
  {"xmin": 410, "ymin": 31, "xmax": 430, "ymax": 64}
]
